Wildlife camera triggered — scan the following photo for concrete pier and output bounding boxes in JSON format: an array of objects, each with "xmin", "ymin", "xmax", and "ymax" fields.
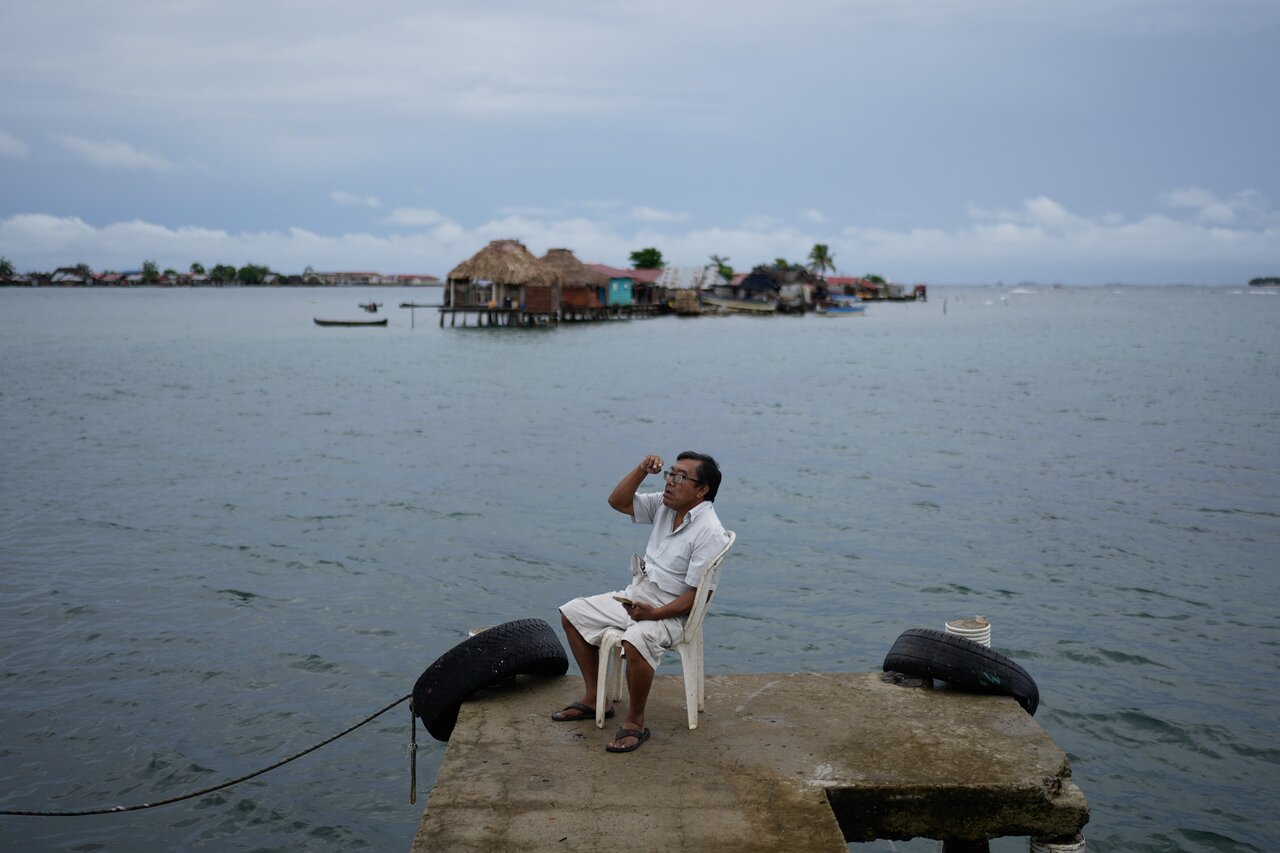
[{"xmin": 413, "ymin": 672, "xmax": 1088, "ymax": 851}]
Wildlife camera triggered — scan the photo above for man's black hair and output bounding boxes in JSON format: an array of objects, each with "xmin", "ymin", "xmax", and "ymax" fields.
[{"xmin": 677, "ymin": 451, "xmax": 721, "ymax": 502}]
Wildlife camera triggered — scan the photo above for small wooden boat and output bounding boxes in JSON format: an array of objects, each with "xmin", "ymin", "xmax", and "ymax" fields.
[
  {"xmin": 358, "ymin": 302, "xmax": 382, "ymax": 312},
  {"xmin": 701, "ymin": 293, "xmax": 778, "ymax": 314},
  {"xmin": 314, "ymin": 317, "xmax": 388, "ymax": 327},
  {"xmin": 818, "ymin": 294, "xmax": 866, "ymax": 316}
]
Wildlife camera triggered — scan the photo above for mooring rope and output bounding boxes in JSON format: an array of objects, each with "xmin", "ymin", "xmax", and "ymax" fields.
[{"xmin": 0, "ymin": 692, "xmax": 413, "ymax": 817}]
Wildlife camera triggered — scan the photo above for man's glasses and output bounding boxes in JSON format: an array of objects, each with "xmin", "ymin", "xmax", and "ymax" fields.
[{"xmin": 663, "ymin": 469, "xmax": 703, "ymax": 486}]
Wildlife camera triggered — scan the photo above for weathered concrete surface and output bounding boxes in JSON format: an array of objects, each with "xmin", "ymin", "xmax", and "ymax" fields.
[{"xmin": 413, "ymin": 672, "xmax": 1088, "ymax": 852}]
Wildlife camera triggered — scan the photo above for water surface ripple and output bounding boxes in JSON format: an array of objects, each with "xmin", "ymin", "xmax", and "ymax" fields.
[{"xmin": 1, "ymin": 286, "xmax": 1277, "ymax": 852}]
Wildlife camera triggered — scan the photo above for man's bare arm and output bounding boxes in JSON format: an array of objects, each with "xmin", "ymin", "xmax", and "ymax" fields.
[
  {"xmin": 624, "ymin": 588, "xmax": 700, "ymax": 622},
  {"xmin": 608, "ymin": 454, "xmax": 663, "ymax": 516}
]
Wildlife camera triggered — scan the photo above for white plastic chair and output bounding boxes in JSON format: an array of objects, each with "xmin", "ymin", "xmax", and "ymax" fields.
[{"xmin": 595, "ymin": 530, "xmax": 736, "ymax": 729}]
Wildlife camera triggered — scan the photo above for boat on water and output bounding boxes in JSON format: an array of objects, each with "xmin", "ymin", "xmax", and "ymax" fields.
[
  {"xmin": 358, "ymin": 302, "xmax": 382, "ymax": 312},
  {"xmin": 818, "ymin": 294, "xmax": 866, "ymax": 316},
  {"xmin": 701, "ymin": 293, "xmax": 778, "ymax": 314},
  {"xmin": 314, "ymin": 317, "xmax": 388, "ymax": 327}
]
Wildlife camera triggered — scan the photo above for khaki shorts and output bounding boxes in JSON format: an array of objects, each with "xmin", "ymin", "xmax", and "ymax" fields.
[{"xmin": 559, "ymin": 577, "xmax": 686, "ymax": 671}]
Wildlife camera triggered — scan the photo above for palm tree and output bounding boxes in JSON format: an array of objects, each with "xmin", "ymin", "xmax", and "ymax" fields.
[
  {"xmin": 808, "ymin": 244, "xmax": 835, "ymax": 278},
  {"xmin": 708, "ymin": 254, "xmax": 732, "ymax": 282}
]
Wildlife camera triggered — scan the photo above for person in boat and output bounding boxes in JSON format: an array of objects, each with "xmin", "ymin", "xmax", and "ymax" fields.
[{"xmin": 554, "ymin": 452, "xmax": 727, "ymax": 752}]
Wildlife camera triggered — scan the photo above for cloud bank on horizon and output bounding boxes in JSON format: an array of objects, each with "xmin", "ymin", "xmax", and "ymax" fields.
[{"xmin": 1, "ymin": 0, "xmax": 1277, "ymax": 284}]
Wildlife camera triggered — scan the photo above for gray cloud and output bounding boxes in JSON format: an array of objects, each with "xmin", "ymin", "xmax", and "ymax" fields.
[
  {"xmin": 2, "ymin": 1, "xmax": 1276, "ymax": 284},
  {"xmin": 0, "ymin": 130, "xmax": 29, "ymax": 158},
  {"xmin": 2, "ymin": 191, "xmax": 1274, "ymax": 285},
  {"xmin": 52, "ymin": 134, "xmax": 177, "ymax": 172},
  {"xmin": 332, "ymin": 191, "xmax": 382, "ymax": 208}
]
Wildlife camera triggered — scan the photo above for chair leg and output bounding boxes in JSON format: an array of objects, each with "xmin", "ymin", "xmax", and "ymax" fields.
[
  {"xmin": 609, "ymin": 644, "xmax": 624, "ymax": 701},
  {"xmin": 594, "ymin": 653, "xmax": 610, "ymax": 729},
  {"xmin": 696, "ymin": 635, "xmax": 706, "ymax": 711},
  {"xmin": 596, "ymin": 635, "xmax": 621, "ymax": 729},
  {"xmin": 678, "ymin": 644, "xmax": 702, "ymax": 730}
]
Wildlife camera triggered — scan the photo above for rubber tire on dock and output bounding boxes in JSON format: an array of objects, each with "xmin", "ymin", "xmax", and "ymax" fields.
[
  {"xmin": 413, "ymin": 618, "xmax": 569, "ymax": 741},
  {"xmin": 882, "ymin": 628, "xmax": 1040, "ymax": 716}
]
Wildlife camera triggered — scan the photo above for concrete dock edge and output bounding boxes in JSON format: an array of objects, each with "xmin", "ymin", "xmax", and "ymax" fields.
[{"xmin": 413, "ymin": 671, "xmax": 1087, "ymax": 851}]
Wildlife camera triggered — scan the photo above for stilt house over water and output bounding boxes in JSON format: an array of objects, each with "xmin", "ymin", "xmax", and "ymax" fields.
[
  {"xmin": 445, "ymin": 239, "xmax": 560, "ymax": 315},
  {"xmin": 540, "ymin": 248, "xmax": 611, "ymax": 316}
]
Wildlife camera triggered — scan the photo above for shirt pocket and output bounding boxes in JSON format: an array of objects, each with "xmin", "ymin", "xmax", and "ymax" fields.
[{"xmin": 666, "ymin": 539, "xmax": 695, "ymax": 572}]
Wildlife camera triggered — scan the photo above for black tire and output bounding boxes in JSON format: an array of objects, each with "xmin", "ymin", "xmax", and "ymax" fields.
[
  {"xmin": 882, "ymin": 628, "xmax": 1040, "ymax": 715},
  {"xmin": 412, "ymin": 618, "xmax": 569, "ymax": 741}
]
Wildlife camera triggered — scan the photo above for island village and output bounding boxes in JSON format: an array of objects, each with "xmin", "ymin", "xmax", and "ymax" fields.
[{"xmin": 0, "ymin": 238, "xmax": 927, "ymax": 325}]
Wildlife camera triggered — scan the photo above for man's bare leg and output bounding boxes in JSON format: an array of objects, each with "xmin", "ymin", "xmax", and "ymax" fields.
[
  {"xmin": 609, "ymin": 640, "xmax": 654, "ymax": 749},
  {"xmin": 555, "ymin": 610, "xmax": 612, "ymax": 719}
]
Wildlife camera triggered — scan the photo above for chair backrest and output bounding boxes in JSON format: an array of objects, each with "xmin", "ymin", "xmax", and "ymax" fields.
[{"xmin": 684, "ymin": 530, "xmax": 735, "ymax": 636}]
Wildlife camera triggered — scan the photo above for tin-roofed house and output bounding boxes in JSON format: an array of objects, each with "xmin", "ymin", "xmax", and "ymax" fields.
[{"xmin": 587, "ymin": 264, "xmax": 665, "ymax": 308}]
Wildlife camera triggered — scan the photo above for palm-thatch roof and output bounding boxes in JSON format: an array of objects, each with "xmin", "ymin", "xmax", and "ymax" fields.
[
  {"xmin": 540, "ymin": 248, "xmax": 609, "ymax": 288},
  {"xmin": 448, "ymin": 239, "xmax": 559, "ymax": 286}
]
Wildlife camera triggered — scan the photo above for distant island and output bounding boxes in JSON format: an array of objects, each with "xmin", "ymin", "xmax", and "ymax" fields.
[
  {"xmin": 0, "ymin": 261, "xmax": 440, "ymax": 287},
  {"xmin": 1249, "ymin": 277, "xmax": 1280, "ymax": 287}
]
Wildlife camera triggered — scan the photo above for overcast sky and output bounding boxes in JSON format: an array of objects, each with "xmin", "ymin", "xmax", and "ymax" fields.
[{"xmin": 2, "ymin": 0, "xmax": 1277, "ymax": 284}]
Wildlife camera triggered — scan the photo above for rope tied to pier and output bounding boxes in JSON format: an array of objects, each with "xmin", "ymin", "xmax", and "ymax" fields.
[{"xmin": 0, "ymin": 692, "xmax": 413, "ymax": 817}]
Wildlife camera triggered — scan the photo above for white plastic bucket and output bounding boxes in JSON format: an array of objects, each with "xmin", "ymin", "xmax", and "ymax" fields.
[
  {"xmin": 944, "ymin": 616, "xmax": 991, "ymax": 647},
  {"xmin": 1031, "ymin": 835, "xmax": 1086, "ymax": 852}
]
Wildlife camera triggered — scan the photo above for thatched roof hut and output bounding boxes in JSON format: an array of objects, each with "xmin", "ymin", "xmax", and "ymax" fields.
[
  {"xmin": 448, "ymin": 239, "xmax": 559, "ymax": 287},
  {"xmin": 540, "ymin": 248, "xmax": 609, "ymax": 289}
]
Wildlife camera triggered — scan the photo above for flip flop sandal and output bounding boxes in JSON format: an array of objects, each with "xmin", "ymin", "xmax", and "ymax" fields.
[
  {"xmin": 551, "ymin": 702, "xmax": 614, "ymax": 722},
  {"xmin": 606, "ymin": 726, "xmax": 651, "ymax": 752}
]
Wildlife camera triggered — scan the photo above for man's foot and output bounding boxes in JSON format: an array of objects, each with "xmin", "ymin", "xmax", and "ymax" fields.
[
  {"xmin": 606, "ymin": 726, "xmax": 651, "ymax": 752},
  {"xmin": 551, "ymin": 702, "xmax": 614, "ymax": 722}
]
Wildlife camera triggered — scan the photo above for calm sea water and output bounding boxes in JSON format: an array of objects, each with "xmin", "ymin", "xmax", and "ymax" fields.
[{"xmin": 1, "ymin": 286, "xmax": 1276, "ymax": 852}]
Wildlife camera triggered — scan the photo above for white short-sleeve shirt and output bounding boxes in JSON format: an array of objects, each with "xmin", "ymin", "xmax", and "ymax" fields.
[{"xmin": 631, "ymin": 492, "xmax": 728, "ymax": 596}]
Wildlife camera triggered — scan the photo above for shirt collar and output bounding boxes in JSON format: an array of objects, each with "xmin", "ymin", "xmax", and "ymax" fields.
[{"xmin": 675, "ymin": 500, "xmax": 711, "ymax": 529}]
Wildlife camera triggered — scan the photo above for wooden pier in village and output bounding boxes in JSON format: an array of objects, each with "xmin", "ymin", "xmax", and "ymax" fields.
[
  {"xmin": 413, "ymin": 672, "xmax": 1088, "ymax": 852},
  {"xmin": 438, "ymin": 302, "xmax": 663, "ymax": 327}
]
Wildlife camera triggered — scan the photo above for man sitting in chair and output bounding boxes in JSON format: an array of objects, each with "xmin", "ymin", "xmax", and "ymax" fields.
[{"xmin": 555, "ymin": 451, "xmax": 728, "ymax": 753}]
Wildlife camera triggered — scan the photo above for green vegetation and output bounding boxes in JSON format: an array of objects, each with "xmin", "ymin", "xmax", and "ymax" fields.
[
  {"xmin": 1248, "ymin": 276, "xmax": 1279, "ymax": 286},
  {"xmin": 865, "ymin": 274, "xmax": 886, "ymax": 285},
  {"xmin": 807, "ymin": 244, "xmax": 835, "ymax": 278},
  {"xmin": 190, "ymin": 262, "xmax": 205, "ymax": 275},
  {"xmin": 0, "ymin": 256, "xmax": 13, "ymax": 278},
  {"xmin": 142, "ymin": 260, "xmax": 160, "ymax": 284},
  {"xmin": 709, "ymin": 254, "xmax": 733, "ymax": 282},
  {"xmin": 629, "ymin": 247, "xmax": 664, "ymax": 269},
  {"xmin": 210, "ymin": 264, "xmax": 238, "ymax": 282},
  {"xmin": 236, "ymin": 264, "xmax": 271, "ymax": 285}
]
